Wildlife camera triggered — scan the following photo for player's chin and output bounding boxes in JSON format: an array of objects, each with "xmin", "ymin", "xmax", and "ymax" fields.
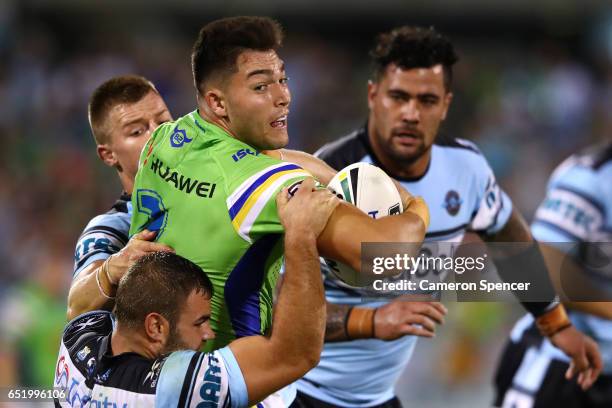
[
  {"xmin": 265, "ymin": 128, "xmax": 289, "ymax": 150},
  {"xmin": 390, "ymin": 143, "xmax": 423, "ymax": 161}
]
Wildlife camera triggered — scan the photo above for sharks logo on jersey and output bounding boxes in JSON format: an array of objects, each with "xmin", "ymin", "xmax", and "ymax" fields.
[{"xmin": 301, "ymin": 127, "xmax": 513, "ymax": 406}]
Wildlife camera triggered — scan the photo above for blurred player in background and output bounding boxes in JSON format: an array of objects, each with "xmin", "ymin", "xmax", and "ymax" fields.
[
  {"xmin": 494, "ymin": 143, "xmax": 612, "ymax": 408},
  {"xmin": 67, "ymin": 75, "xmax": 175, "ymax": 320},
  {"xmin": 293, "ymin": 26, "xmax": 601, "ymax": 408},
  {"xmin": 55, "ymin": 179, "xmax": 339, "ymax": 407}
]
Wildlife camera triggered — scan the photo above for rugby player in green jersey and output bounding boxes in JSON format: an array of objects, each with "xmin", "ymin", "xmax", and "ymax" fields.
[{"xmin": 130, "ymin": 16, "xmax": 429, "ymax": 354}]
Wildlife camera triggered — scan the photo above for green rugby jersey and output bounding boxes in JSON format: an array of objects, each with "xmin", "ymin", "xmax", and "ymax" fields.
[{"xmin": 130, "ymin": 110, "xmax": 310, "ymax": 351}]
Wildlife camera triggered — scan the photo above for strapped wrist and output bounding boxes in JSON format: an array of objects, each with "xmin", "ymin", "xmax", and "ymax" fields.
[
  {"xmin": 346, "ymin": 307, "xmax": 375, "ymax": 339},
  {"xmin": 536, "ymin": 304, "xmax": 572, "ymax": 337}
]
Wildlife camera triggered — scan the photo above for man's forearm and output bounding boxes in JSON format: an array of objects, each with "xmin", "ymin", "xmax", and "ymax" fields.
[
  {"xmin": 272, "ymin": 231, "xmax": 325, "ymax": 365},
  {"xmin": 318, "ymin": 202, "xmax": 426, "ymax": 277},
  {"xmin": 324, "ymin": 302, "xmax": 352, "ymax": 342},
  {"xmin": 325, "ymin": 302, "xmax": 380, "ymax": 342},
  {"xmin": 482, "ymin": 208, "xmax": 570, "ymax": 334},
  {"xmin": 67, "ymin": 261, "xmax": 115, "ymax": 320}
]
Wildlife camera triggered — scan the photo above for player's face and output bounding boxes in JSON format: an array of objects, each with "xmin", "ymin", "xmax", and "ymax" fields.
[
  {"xmin": 166, "ymin": 290, "xmax": 215, "ymax": 352},
  {"xmin": 368, "ymin": 64, "xmax": 452, "ymax": 164},
  {"xmin": 223, "ymin": 49, "xmax": 290, "ymax": 151},
  {"xmin": 105, "ymin": 91, "xmax": 172, "ymax": 180}
]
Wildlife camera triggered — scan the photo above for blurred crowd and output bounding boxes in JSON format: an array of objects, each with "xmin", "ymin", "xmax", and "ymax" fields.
[{"xmin": 0, "ymin": 3, "xmax": 610, "ymax": 405}]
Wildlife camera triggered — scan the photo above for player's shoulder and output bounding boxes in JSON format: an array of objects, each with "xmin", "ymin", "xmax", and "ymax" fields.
[
  {"xmin": 220, "ymin": 148, "xmax": 307, "ymax": 193},
  {"xmin": 73, "ymin": 195, "xmax": 130, "ymax": 275},
  {"xmin": 315, "ymin": 127, "xmax": 370, "ymax": 170},
  {"xmin": 81, "ymin": 194, "xmax": 131, "ymax": 233},
  {"xmin": 143, "ymin": 111, "xmax": 230, "ymax": 172},
  {"xmin": 549, "ymin": 142, "xmax": 612, "ymax": 197},
  {"xmin": 434, "ymin": 134, "xmax": 484, "ymax": 159},
  {"xmin": 61, "ymin": 311, "xmax": 113, "ymax": 375},
  {"xmin": 433, "ymin": 134, "xmax": 493, "ymax": 176},
  {"xmin": 157, "ymin": 349, "xmax": 234, "ymax": 408},
  {"xmin": 63, "ymin": 310, "xmax": 113, "ymax": 344}
]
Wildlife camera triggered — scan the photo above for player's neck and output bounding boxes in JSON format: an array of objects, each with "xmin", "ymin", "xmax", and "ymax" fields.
[
  {"xmin": 111, "ymin": 326, "xmax": 159, "ymax": 360},
  {"xmin": 196, "ymin": 107, "xmax": 236, "ymax": 139},
  {"xmin": 367, "ymin": 123, "xmax": 431, "ymax": 180},
  {"xmin": 119, "ymin": 172, "xmax": 134, "ymax": 195}
]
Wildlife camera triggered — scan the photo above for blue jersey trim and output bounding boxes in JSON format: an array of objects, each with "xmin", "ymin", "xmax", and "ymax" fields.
[
  {"xmin": 225, "ymin": 234, "xmax": 281, "ymax": 337},
  {"xmin": 219, "ymin": 347, "xmax": 248, "ymax": 408},
  {"xmin": 183, "ymin": 353, "xmax": 205, "ymax": 407},
  {"xmin": 79, "ymin": 225, "xmax": 128, "ymax": 245},
  {"xmin": 532, "ymin": 220, "xmax": 583, "ymax": 243},
  {"xmin": 228, "ymin": 164, "xmax": 300, "ymax": 220},
  {"xmin": 554, "ymin": 184, "xmax": 605, "ymax": 214}
]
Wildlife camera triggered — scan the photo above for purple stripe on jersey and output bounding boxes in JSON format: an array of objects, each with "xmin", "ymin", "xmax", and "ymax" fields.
[
  {"xmin": 228, "ymin": 164, "xmax": 301, "ymax": 221},
  {"xmin": 224, "ymin": 234, "xmax": 281, "ymax": 338}
]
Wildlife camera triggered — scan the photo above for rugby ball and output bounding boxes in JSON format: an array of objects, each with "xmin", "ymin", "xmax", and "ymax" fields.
[{"xmin": 324, "ymin": 162, "xmax": 403, "ymax": 287}]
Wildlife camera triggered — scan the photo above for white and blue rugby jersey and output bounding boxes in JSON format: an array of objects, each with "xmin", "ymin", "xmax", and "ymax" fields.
[
  {"xmin": 53, "ymin": 311, "xmax": 248, "ymax": 408},
  {"xmin": 73, "ymin": 193, "xmax": 131, "ymax": 279},
  {"xmin": 509, "ymin": 142, "xmax": 612, "ymax": 380},
  {"xmin": 297, "ymin": 126, "xmax": 513, "ymax": 406}
]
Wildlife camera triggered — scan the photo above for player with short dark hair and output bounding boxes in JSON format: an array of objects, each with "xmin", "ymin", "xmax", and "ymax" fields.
[
  {"xmin": 54, "ymin": 180, "xmax": 340, "ymax": 407},
  {"xmin": 191, "ymin": 16, "xmax": 284, "ymax": 95},
  {"xmin": 293, "ymin": 25, "xmax": 601, "ymax": 408},
  {"xmin": 130, "ymin": 16, "xmax": 429, "ymax": 405},
  {"xmin": 113, "ymin": 251, "xmax": 214, "ymax": 335}
]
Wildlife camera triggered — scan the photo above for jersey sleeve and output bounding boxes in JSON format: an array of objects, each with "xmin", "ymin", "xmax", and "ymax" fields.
[
  {"xmin": 467, "ymin": 152, "xmax": 513, "ymax": 235},
  {"xmin": 156, "ymin": 347, "xmax": 247, "ymax": 408},
  {"xmin": 531, "ymin": 165, "xmax": 606, "ymax": 245},
  {"xmin": 224, "ymin": 158, "xmax": 311, "ymax": 243},
  {"xmin": 73, "ymin": 213, "xmax": 129, "ymax": 279}
]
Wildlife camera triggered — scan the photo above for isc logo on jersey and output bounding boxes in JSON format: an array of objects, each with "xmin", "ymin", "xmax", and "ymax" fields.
[
  {"xmin": 324, "ymin": 163, "xmax": 403, "ymax": 287},
  {"xmin": 232, "ymin": 148, "xmax": 259, "ymax": 162}
]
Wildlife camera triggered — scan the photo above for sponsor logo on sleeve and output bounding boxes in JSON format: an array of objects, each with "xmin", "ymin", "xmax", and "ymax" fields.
[
  {"xmin": 76, "ymin": 346, "xmax": 91, "ymax": 362},
  {"xmin": 232, "ymin": 148, "xmax": 259, "ymax": 162},
  {"xmin": 197, "ymin": 354, "xmax": 223, "ymax": 406},
  {"xmin": 535, "ymin": 188, "xmax": 604, "ymax": 240}
]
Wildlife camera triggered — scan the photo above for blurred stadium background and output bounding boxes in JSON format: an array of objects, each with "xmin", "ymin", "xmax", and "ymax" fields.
[{"xmin": 0, "ymin": 0, "xmax": 610, "ymax": 406}]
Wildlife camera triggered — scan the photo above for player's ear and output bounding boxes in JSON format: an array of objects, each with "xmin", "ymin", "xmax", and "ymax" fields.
[
  {"xmin": 97, "ymin": 144, "xmax": 118, "ymax": 168},
  {"xmin": 367, "ymin": 80, "xmax": 378, "ymax": 110},
  {"xmin": 203, "ymin": 88, "xmax": 227, "ymax": 118},
  {"xmin": 441, "ymin": 92, "xmax": 453, "ymax": 121},
  {"xmin": 144, "ymin": 313, "xmax": 169, "ymax": 343}
]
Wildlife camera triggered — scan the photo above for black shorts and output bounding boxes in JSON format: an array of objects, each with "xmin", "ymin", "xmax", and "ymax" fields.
[
  {"xmin": 290, "ymin": 391, "xmax": 402, "ymax": 408},
  {"xmin": 494, "ymin": 339, "xmax": 612, "ymax": 408}
]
